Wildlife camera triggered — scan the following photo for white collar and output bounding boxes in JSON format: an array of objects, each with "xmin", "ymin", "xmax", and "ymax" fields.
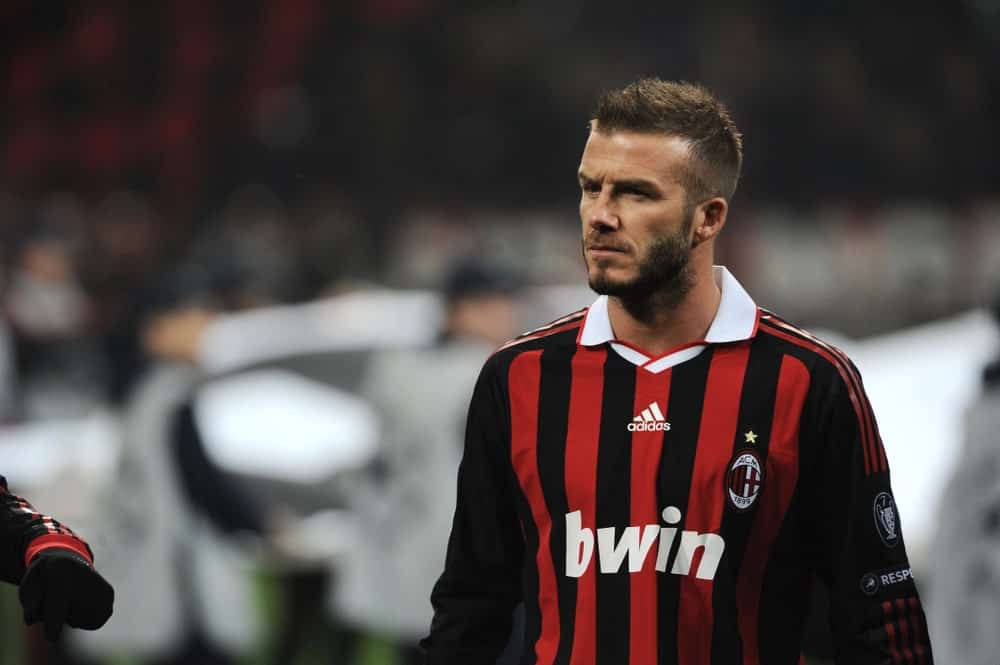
[{"xmin": 578, "ymin": 266, "xmax": 759, "ymax": 372}]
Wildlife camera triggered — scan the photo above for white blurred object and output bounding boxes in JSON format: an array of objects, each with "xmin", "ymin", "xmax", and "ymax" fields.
[
  {"xmin": 198, "ymin": 288, "xmax": 441, "ymax": 373},
  {"xmin": 192, "ymin": 369, "xmax": 378, "ymax": 483},
  {"xmin": 0, "ymin": 408, "xmax": 120, "ymax": 490},
  {"xmin": 850, "ymin": 308, "xmax": 998, "ymax": 568},
  {"xmin": 262, "ymin": 509, "xmax": 361, "ymax": 570}
]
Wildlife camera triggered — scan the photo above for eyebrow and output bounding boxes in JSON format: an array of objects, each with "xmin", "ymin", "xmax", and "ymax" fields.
[
  {"xmin": 578, "ymin": 172, "xmax": 662, "ymax": 194},
  {"xmin": 612, "ymin": 178, "xmax": 661, "ymax": 193}
]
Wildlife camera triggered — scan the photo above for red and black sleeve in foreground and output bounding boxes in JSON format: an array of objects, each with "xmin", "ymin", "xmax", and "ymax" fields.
[{"xmin": 0, "ymin": 475, "xmax": 95, "ymax": 586}]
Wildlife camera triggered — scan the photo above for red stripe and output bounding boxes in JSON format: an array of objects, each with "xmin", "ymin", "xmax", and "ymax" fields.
[
  {"xmin": 628, "ymin": 368, "xmax": 670, "ymax": 665},
  {"xmin": 883, "ymin": 601, "xmax": 902, "ymax": 664},
  {"xmin": 24, "ymin": 534, "xmax": 93, "ymax": 567},
  {"xmin": 677, "ymin": 344, "xmax": 751, "ymax": 665},
  {"xmin": 758, "ymin": 320, "xmax": 879, "ymax": 475},
  {"xmin": 564, "ymin": 346, "xmax": 606, "ymax": 665},
  {"xmin": 509, "ymin": 351, "xmax": 560, "ymax": 665},
  {"xmin": 895, "ymin": 598, "xmax": 915, "ymax": 663},
  {"xmin": 907, "ymin": 597, "xmax": 927, "ymax": 664},
  {"xmin": 737, "ymin": 355, "xmax": 810, "ymax": 665},
  {"xmin": 763, "ymin": 316, "xmax": 888, "ymax": 474}
]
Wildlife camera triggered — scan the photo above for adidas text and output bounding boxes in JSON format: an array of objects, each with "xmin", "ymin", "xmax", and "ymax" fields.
[
  {"xmin": 628, "ymin": 401, "xmax": 671, "ymax": 432},
  {"xmin": 627, "ymin": 421, "xmax": 671, "ymax": 432}
]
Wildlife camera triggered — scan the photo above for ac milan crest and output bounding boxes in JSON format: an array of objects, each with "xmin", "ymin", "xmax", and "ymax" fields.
[{"xmin": 726, "ymin": 449, "xmax": 765, "ymax": 511}]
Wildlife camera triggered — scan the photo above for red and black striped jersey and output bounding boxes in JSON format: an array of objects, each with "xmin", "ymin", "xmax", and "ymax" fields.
[
  {"xmin": 422, "ymin": 268, "xmax": 932, "ymax": 665},
  {"xmin": 0, "ymin": 475, "xmax": 95, "ymax": 585}
]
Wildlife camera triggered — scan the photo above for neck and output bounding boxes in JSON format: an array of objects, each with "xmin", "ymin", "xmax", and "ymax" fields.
[{"xmin": 607, "ymin": 260, "xmax": 721, "ymax": 356}]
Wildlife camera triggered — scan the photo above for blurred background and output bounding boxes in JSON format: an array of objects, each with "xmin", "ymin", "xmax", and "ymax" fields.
[{"xmin": 0, "ymin": 1, "xmax": 998, "ymax": 664}]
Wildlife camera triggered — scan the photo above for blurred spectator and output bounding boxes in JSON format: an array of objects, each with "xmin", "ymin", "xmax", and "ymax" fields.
[
  {"xmin": 2, "ymin": 227, "xmax": 105, "ymax": 419},
  {"xmin": 926, "ymin": 290, "xmax": 1000, "ymax": 665},
  {"xmin": 334, "ymin": 257, "xmax": 523, "ymax": 664},
  {"xmin": 64, "ymin": 263, "xmax": 266, "ymax": 665}
]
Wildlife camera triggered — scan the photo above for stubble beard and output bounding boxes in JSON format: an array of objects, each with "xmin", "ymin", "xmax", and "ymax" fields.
[{"xmin": 585, "ymin": 208, "xmax": 696, "ymax": 323}]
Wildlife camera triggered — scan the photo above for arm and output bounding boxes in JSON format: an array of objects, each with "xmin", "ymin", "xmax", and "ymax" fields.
[
  {"xmin": 0, "ymin": 475, "xmax": 94, "ymax": 585},
  {"xmin": 169, "ymin": 402, "xmax": 268, "ymax": 535},
  {"xmin": 0, "ymin": 475, "xmax": 113, "ymax": 640},
  {"xmin": 420, "ymin": 358, "xmax": 524, "ymax": 665},
  {"xmin": 803, "ymin": 359, "xmax": 933, "ymax": 664}
]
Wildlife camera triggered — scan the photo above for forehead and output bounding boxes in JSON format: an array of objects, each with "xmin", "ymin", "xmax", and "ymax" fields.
[{"xmin": 579, "ymin": 128, "xmax": 692, "ymax": 185}]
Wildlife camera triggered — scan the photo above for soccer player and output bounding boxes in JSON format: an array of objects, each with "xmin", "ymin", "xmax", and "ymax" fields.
[
  {"xmin": 1, "ymin": 475, "xmax": 114, "ymax": 642},
  {"xmin": 420, "ymin": 79, "xmax": 932, "ymax": 665}
]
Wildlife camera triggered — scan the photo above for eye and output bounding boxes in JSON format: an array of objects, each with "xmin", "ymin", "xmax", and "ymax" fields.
[
  {"xmin": 621, "ymin": 186, "xmax": 649, "ymax": 199},
  {"xmin": 580, "ymin": 180, "xmax": 600, "ymax": 196}
]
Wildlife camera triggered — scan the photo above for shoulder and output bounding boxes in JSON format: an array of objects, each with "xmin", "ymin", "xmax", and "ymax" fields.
[
  {"xmin": 759, "ymin": 310, "xmax": 889, "ymax": 470},
  {"xmin": 490, "ymin": 308, "xmax": 588, "ymax": 362},
  {"xmin": 755, "ymin": 309, "xmax": 863, "ymax": 390},
  {"xmin": 462, "ymin": 308, "xmax": 589, "ymax": 395}
]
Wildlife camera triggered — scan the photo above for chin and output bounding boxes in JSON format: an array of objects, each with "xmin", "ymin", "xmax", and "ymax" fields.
[{"xmin": 588, "ymin": 271, "xmax": 631, "ymax": 296}]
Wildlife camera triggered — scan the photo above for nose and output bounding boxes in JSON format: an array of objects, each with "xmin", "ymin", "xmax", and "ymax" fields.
[{"xmin": 585, "ymin": 189, "xmax": 620, "ymax": 233}]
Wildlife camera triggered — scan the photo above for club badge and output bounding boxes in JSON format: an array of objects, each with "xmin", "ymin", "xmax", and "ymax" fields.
[
  {"xmin": 726, "ymin": 449, "xmax": 764, "ymax": 511},
  {"xmin": 873, "ymin": 492, "xmax": 900, "ymax": 548}
]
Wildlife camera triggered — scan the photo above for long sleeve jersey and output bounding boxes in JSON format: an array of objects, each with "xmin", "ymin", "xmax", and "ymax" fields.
[
  {"xmin": 422, "ymin": 288, "xmax": 932, "ymax": 665},
  {"xmin": 0, "ymin": 475, "xmax": 95, "ymax": 586}
]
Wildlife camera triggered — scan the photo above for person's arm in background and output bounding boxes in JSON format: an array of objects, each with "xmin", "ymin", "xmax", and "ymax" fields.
[
  {"xmin": 420, "ymin": 357, "xmax": 524, "ymax": 665},
  {"xmin": 0, "ymin": 475, "xmax": 113, "ymax": 641},
  {"xmin": 169, "ymin": 402, "xmax": 268, "ymax": 535},
  {"xmin": 803, "ymin": 358, "xmax": 933, "ymax": 664}
]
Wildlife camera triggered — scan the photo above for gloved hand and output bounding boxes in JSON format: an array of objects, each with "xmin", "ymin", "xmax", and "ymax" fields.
[{"xmin": 18, "ymin": 548, "xmax": 114, "ymax": 642}]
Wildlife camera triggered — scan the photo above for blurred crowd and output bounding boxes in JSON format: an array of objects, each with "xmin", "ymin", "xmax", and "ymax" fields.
[{"xmin": 3, "ymin": 1, "xmax": 999, "ymax": 210}]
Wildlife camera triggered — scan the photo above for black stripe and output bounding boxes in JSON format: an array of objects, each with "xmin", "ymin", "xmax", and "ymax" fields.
[
  {"xmin": 710, "ymin": 338, "xmax": 785, "ymax": 665},
  {"xmin": 757, "ymin": 440, "xmax": 811, "ymax": 665},
  {"xmin": 594, "ymin": 352, "xmax": 636, "ymax": 665},
  {"xmin": 536, "ymin": 344, "xmax": 576, "ymax": 665},
  {"xmin": 512, "ymin": 484, "xmax": 542, "ymax": 665},
  {"xmin": 657, "ymin": 348, "xmax": 715, "ymax": 665},
  {"xmin": 493, "ymin": 351, "xmax": 541, "ymax": 665}
]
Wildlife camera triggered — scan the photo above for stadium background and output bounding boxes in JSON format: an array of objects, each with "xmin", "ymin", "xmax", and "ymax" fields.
[{"xmin": 0, "ymin": 1, "xmax": 998, "ymax": 664}]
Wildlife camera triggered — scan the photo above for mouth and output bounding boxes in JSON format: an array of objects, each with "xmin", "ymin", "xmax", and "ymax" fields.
[{"xmin": 587, "ymin": 244, "xmax": 628, "ymax": 258}]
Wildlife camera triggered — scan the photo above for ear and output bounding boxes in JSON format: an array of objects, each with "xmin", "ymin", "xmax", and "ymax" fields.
[{"xmin": 692, "ymin": 197, "xmax": 728, "ymax": 246}]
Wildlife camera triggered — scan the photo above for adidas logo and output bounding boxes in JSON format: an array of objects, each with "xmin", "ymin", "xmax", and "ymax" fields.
[{"xmin": 627, "ymin": 402, "xmax": 671, "ymax": 432}]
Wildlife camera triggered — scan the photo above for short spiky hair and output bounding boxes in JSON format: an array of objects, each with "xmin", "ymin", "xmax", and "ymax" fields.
[{"xmin": 592, "ymin": 78, "xmax": 743, "ymax": 203}]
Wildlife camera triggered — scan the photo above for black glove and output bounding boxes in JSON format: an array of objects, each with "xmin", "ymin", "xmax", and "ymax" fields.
[{"xmin": 18, "ymin": 548, "xmax": 114, "ymax": 642}]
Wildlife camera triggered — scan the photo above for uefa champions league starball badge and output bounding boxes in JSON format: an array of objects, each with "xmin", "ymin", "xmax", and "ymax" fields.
[{"xmin": 873, "ymin": 492, "xmax": 900, "ymax": 547}]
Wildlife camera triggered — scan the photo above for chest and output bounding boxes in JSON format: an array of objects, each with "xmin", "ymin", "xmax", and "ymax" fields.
[{"xmin": 508, "ymin": 346, "xmax": 805, "ymax": 528}]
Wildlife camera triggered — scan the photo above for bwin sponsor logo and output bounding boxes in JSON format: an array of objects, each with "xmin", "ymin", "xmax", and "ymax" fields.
[{"xmin": 565, "ymin": 507, "xmax": 725, "ymax": 580}]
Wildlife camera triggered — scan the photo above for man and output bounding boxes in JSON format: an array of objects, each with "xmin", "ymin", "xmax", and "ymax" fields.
[
  {"xmin": 336, "ymin": 259, "xmax": 523, "ymax": 665},
  {"xmin": 0, "ymin": 475, "xmax": 114, "ymax": 642},
  {"xmin": 927, "ymin": 290, "xmax": 1000, "ymax": 665},
  {"xmin": 421, "ymin": 79, "xmax": 932, "ymax": 665}
]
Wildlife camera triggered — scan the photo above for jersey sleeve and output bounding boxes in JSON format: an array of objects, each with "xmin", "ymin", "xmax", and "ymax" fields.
[
  {"xmin": 0, "ymin": 475, "xmax": 95, "ymax": 586},
  {"xmin": 802, "ymin": 358, "xmax": 933, "ymax": 664},
  {"xmin": 420, "ymin": 357, "xmax": 524, "ymax": 665}
]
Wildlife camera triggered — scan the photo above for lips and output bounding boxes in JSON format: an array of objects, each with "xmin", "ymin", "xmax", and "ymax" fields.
[{"xmin": 587, "ymin": 244, "xmax": 628, "ymax": 255}]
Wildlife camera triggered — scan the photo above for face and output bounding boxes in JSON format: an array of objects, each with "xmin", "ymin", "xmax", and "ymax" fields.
[{"xmin": 578, "ymin": 128, "xmax": 697, "ymax": 304}]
